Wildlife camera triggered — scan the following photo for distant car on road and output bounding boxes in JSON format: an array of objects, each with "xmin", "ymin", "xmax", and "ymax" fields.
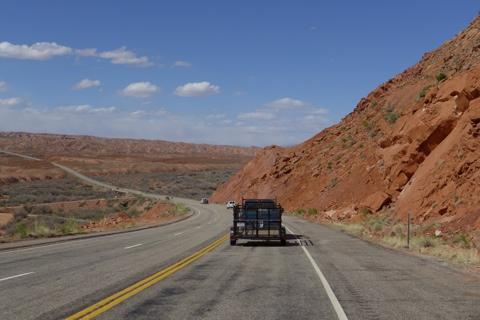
[
  {"xmin": 226, "ymin": 201, "xmax": 236, "ymax": 209},
  {"xmin": 230, "ymin": 199, "xmax": 287, "ymax": 246},
  {"xmin": 200, "ymin": 198, "xmax": 209, "ymax": 204}
]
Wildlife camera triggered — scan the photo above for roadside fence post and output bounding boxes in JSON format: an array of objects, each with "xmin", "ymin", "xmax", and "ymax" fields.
[{"xmin": 407, "ymin": 211, "xmax": 411, "ymax": 249}]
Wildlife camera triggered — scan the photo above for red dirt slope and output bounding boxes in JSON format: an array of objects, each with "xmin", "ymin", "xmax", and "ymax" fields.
[{"xmin": 211, "ymin": 16, "xmax": 480, "ymax": 236}]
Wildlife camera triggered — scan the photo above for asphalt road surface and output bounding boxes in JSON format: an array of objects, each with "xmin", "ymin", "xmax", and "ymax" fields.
[{"xmin": 1, "ymin": 150, "xmax": 479, "ymax": 319}]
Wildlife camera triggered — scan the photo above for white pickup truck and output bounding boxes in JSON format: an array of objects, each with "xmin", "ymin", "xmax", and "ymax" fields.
[{"xmin": 226, "ymin": 201, "xmax": 236, "ymax": 209}]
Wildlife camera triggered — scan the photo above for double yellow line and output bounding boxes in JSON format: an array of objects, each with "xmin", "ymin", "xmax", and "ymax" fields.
[{"xmin": 66, "ymin": 234, "xmax": 228, "ymax": 320}]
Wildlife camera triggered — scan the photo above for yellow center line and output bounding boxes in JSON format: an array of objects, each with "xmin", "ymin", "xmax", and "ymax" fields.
[{"xmin": 65, "ymin": 234, "xmax": 228, "ymax": 320}]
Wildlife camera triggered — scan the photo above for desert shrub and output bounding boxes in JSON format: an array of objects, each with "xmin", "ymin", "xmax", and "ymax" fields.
[
  {"xmin": 307, "ymin": 208, "xmax": 318, "ymax": 216},
  {"xmin": 363, "ymin": 120, "xmax": 374, "ymax": 131},
  {"xmin": 15, "ymin": 223, "xmax": 28, "ymax": 238},
  {"xmin": 58, "ymin": 219, "xmax": 81, "ymax": 235},
  {"xmin": 412, "ymin": 236, "xmax": 438, "ymax": 248},
  {"xmin": 327, "ymin": 161, "xmax": 333, "ymax": 170},
  {"xmin": 293, "ymin": 208, "xmax": 305, "ymax": 215},
  {"xmin": 371, "ymin": 101, "xmax": 378, "ymax": 108},
  {"xmin": 436, "ymin": 72, "xmax": 447, "ymax": 83},
  {"xmin": 383, "ymin": 105, "xmax": 399, "ymax": 124},
  {"xmin": 359, "ymin": 208, "xmax": 371, "ymax": 217},
  {"xmin": 341, "ymin": 134, "xmax": 356, "ymax": 148},
  {"xmin": 453, "ymin": 233, "xmax": 471, "ymax": 249},
  {"xmin": 126, "ymin": 208, "xmax": 141, "ymax": 217},
  {"xmin": 416, "ymin": 85, "xmax": 433, "ymax": 101},
  {"xmin": 169, "ymin": 203, "xmax": 189, "ymax": 215},
  {"xmin": 365, "ymin": 215, "xmax": 390, "ymax": 232},
  {"xmin": 328, "ymin": 177, "xmax": 338, "ymax": 189}
]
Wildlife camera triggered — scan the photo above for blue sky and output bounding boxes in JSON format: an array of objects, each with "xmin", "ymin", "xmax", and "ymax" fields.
[{"xmin": 0, "ymin": 1, "xmax": 478, "ymax": 146}]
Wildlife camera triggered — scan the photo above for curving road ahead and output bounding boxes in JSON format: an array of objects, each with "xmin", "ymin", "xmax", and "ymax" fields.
[{"xmin": 0, "ymin": 150, "xmax": 479, "ymax": 320}]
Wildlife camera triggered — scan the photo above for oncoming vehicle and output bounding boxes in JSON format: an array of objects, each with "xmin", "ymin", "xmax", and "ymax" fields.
[
  {"xmin": 226, "ymin": 201, "xmax": 236, "ymax": 209},
  {"xmin": 200, "ymin": 198, "xmax": 209, "ymax": 204},
  {"xmin": 230, "ymin": 199, "xmax": 287, "ymax": 246}
]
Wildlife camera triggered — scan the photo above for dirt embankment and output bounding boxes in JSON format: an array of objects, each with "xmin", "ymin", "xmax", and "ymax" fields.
[
  {"xmin": 0, "ymin": 197, "xmax": 187, "ymax": 241},
  {"xmin": 212, "ymin": 16, "xmax": 480, "ymax": 245}
]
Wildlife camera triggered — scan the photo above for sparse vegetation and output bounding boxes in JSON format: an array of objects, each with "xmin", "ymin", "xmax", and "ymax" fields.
[
  {"xmin": 436, "ymin": 72, "xmax": 447, "ymax": 83},
  {"xmin": 96, "ymin": 169, "xmax": 236, "ymax": 200},
  {"xmin": 332, "ymin": 213, "xmax": 479, "ymax": 266},
  {"xmin": 362, "ymin": 120, "xmax": 378, "ymax": 138},
  {"xmin": 341, "ymin": 134, "xmax": 356, "ymax": 148},
  {"xmin": 383, "ymin": 105, "xmax": 399, "ymax": 124},
  {"xmin": 0, "ymin": 196, "xmax": 182, "ymax": 241},
  {"xmin": 168, "ymin": 203, "xmax": 190, "ymax": 215},
  {"xmin": 416, "ymin": 85, "xmax": 433, "ymax": 101},
  {"xmin": 327, "ymin": 177, "xmax": 338, "ymax": 189},
  {"xmin": 0, "ymin": 177, "xmax": 117, "ymax": 207},
  {"xmin": 307, "ymin": 208, "xmax": 318, "ymax": 216},
  {"xmin": 293, "ymin": 208, "xmax": 305, "ymax": 216},
  {"xmin": 327, "ymin": 161, "xmax": 333, "ymax": 170}
]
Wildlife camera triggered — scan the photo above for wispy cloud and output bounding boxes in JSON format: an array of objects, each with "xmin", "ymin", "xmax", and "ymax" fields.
[
  {"xmin": 172, "ymin": 60, "xmax": 192, "ymax": 67},
  {"xmin": 0, "ymin": 97, "xmax": 21, "ymax": 107},
  {"xmin": 73, "ymin": 79, "xmax": 101, "ymax": 90},
  {"xmin": 57, "ymin": 105, "xmax": 116, "ymax": 114},
  {"xmin": 0, "ymin": 81, "xmax": 7, "ymax": 92},
  {"xmin": 237, "ymin": 111, "xmax": 275, "ymax": 120},
  {"xmin": 266, "ymin": 97, "xmax": 308, "ymax": 110},
  {"xmin": 174, "ymin": 81, "xmax": 220, "ymax": 97},
  {"xmin": 121, "ymin": 82, "xmax": 160, "ymax": 98}
]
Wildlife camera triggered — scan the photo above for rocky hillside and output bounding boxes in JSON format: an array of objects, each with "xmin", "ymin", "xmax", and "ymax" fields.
[
  {"xmin": 0, "ymin": 132, "xmax": 258, "ymax": 158},
  {"xmin": 212, "ymin": 16, "xmax": 480, "ymax": 235}
]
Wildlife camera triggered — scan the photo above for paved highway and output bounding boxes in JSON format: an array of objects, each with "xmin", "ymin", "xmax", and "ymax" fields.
[{"xmin": 1, "ymin": 150, "xmax": 479, "ymax": 319}]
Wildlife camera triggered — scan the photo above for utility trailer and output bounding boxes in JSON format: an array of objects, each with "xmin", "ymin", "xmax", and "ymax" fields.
[{"xmin": 230, "ymin": 199, "xmax": 287, "ymax": 246}]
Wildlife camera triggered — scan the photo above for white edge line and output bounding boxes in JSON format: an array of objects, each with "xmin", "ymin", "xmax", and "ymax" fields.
[
  {"xmin": 124, "ymin": 243, "xmax": 143, "ymax": 250},
  {"xmin": 285, "ymin": 225, "xmax": 349, "ymax": 320},
  {"xmin": 0, "ymin": 272, "xmax": 35, "ymax": 282}
]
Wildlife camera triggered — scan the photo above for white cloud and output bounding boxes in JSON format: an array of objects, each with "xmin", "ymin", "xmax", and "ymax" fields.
[
  {"xmin": 310, "ymin": 108, "xmax": 329, "ymax": 115},
  {"xmin": 206, "ymin": 114, "xmax": 226, "ymax": 120},
  {"xmin": 58, "ymin": 105, "xmax": 116, "ymax": 114},
  {"xmin": 174, "ymin": 81, "xmax": 220, "ymax": 97},
  {"xmin": 0, "ymin": 41, "xmax": 152, "ymax": 67},
  {"xmin": 0, "ymin": 41, "xmax": 72, "ymax": 60},
  {"xmin": 121, "ymin": 82, "xmax": 159, "ymax": 98},
  {"xmin": 238, "ymin": 111, "xmax": 275, "ymax": 120},
  {"xmin": 73, "ymin": 79, "xmax": 101, "ymax": 90},
  {"xmin": 0, "ymin": 81, "xmax": 7, "ymax": 92},
  {"xmin": 173, "ymin": 60, "xmax": 192, "ymax": 67},
  {"xmin": 75, "ymin": 48, "xmax": 98, "ymax": 57},
  {"xmin": 98, "ymin": 47, "xmax": 151, "ymax": 66},
  {"xmin": 266, "ymin": 97, "xmax": 308, "ymax": 110},
  {"xmin": 130, "ymin": 109, "xmax": 167, "ymax": 117},
  {"xmin": 0, "ymin": 97, "xmax": 21, "ymax": 107}
]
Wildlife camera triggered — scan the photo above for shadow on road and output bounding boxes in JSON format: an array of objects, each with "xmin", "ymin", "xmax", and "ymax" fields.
[{"xmin": 238, "ymin": 234, "xmax": 314, "ymax": 247}]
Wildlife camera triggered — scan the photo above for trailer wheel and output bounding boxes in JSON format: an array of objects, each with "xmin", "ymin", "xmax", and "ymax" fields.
[
  {"xmin": 280, "ymin": 238, "xmax": 286, "ymax": 246},
  {"xmin": 230, "ymin": 239, "xmax": 236, "ymax": 246}
]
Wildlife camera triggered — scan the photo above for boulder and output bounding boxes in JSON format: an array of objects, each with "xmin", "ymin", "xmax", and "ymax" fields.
[
  {"xmin": 361, "ymin": 191, "xmax": 391, "ymax": 212},
  {"xmin": 454, "ymin": 92, "xmax": 470, "ymax": 113}
]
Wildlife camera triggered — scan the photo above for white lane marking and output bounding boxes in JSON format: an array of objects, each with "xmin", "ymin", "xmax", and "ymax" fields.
[
  {"xmin": 0, "ymin": 272, "xmax": 34, "ymax": 282},
  {"xmin": 124, "ymin": 243, "xmax": 143, "ymax": 249},
  {"xmin": 285, "ymin": 225, "xmax": 348, "ymax": 320},
  {"xmin": 174, "ymin": 232, "xmax": 184, "ymax": 236},
  {"xmin": 195, "ymin": 225, "xmax": 202, "ymax": 229}
]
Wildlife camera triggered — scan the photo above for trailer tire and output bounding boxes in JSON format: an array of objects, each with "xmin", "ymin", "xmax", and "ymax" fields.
[
  {"xmin": 280, "ymin": 238, "xmax": 286, "ymax": 246},
  {"xmin": 230, "ymin": 239, "xmax": 236, "ymax": 246}
]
